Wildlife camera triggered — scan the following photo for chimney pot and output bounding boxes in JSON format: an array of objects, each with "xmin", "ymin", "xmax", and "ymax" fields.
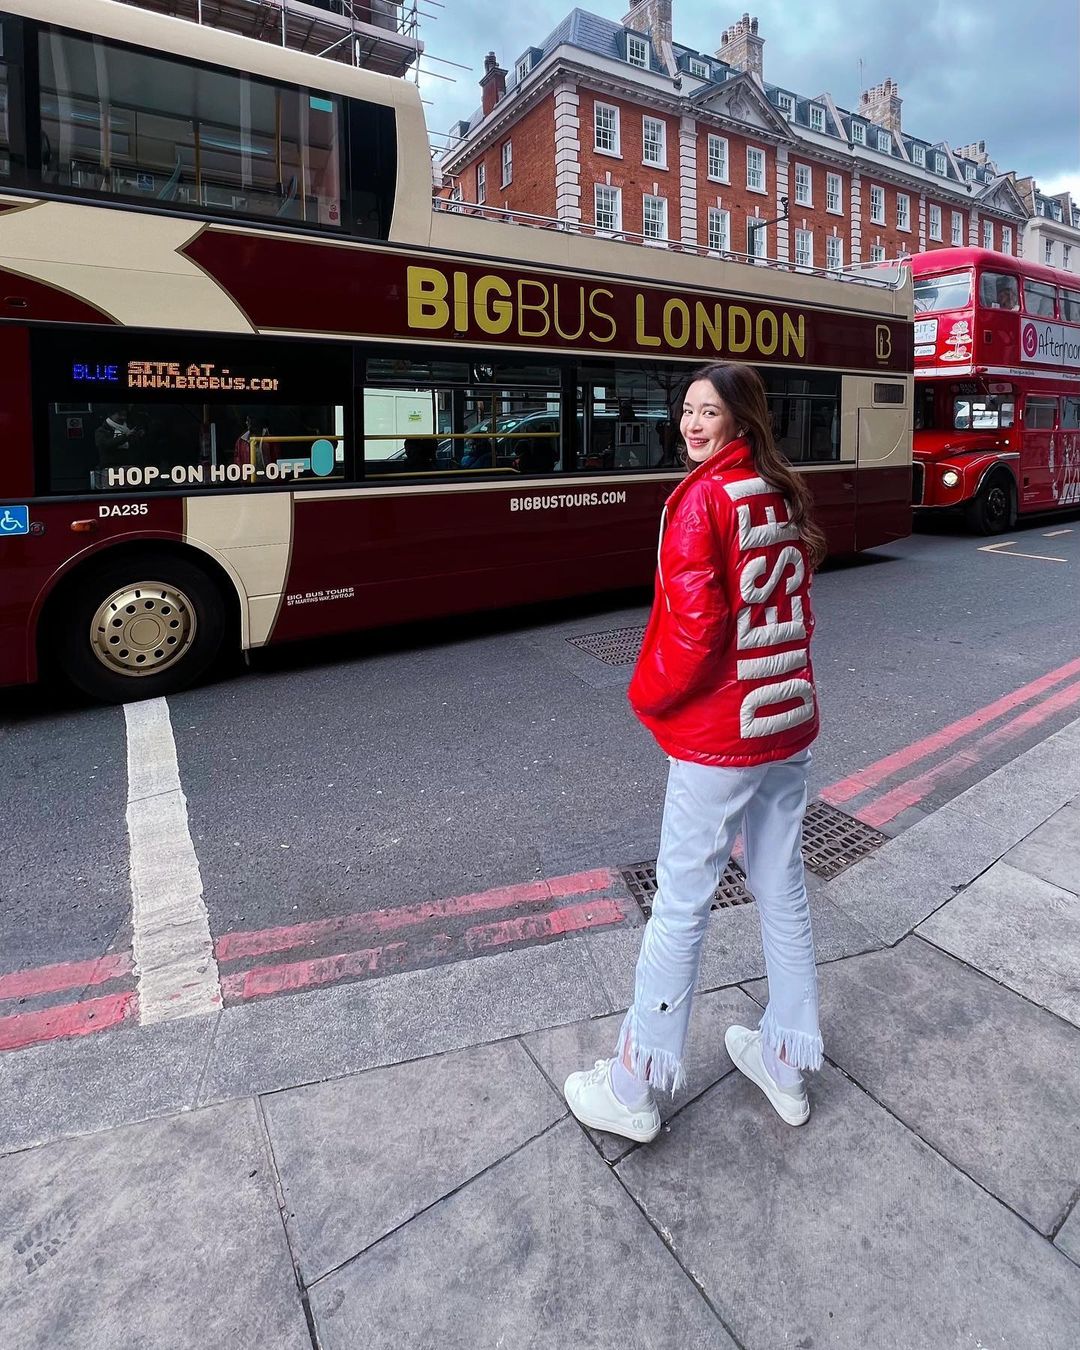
[{"xmin": 479, "ymin": 51, "xmax": 507, "ymax": 116}]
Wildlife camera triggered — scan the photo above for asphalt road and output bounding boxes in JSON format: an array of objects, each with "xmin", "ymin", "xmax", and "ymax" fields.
[{"xmin": 4, "ymin": 510, "xmax": 1080, "ymax": 994}]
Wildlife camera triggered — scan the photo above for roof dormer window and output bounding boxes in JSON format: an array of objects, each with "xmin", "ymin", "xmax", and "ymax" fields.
[
  {"xmin": 689, "ymin": 57, "xmax": 708, "ymax": 78},
  {"xmin": 777, "ymin": 92, "xmax": 794, "ymax": 118},
  {"xmin": 627, "ymin": 34, "xmax": 648, "ymax": 68},
  {"xmin": 850, "ymin": 120, "xmax": 865, "ymax": 145},
  {"xmin": 809, "ymin": 104, "xmax": 825, "ymax": 133},
  {"xmin": 877, "ymin": 129, "xmax": 891, "ymax": 153}
]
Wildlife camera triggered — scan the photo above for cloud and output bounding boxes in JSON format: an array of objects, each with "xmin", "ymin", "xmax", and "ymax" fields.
[{"xmin": 420, "ymin": 0, "xmax": 1079, "ymax": 187}]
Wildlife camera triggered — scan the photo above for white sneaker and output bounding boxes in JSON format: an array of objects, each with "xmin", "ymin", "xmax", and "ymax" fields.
[
  {"xmin": 564, "ymin": 1059, "xmax": 661, "ymax": 1143},
  {"xmin": 724, "ymin": 1025, "xmax": 810, "ymax": 1127}
]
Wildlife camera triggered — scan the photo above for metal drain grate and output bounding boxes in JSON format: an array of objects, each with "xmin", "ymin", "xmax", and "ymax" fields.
[
  {"xmin": 621, "ymin": 860, "xmax": 754, "ymax": 919},
  {"xmin": 567, "ymin": 625, "xmax": 647, "ymax": 666},
  {"xmin": 801, "ymin": 801, "xmax": 887, "ymax": 880}
]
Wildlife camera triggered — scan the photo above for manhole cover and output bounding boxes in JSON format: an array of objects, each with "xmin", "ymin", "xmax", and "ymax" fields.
[
  {"xmin": 801, "ymin": 801, "xmax": 887, "ymax": 880},
  {"xmin": 567, "ymin": 625, "xmax": 646, "ymax": 666},
  {"xmin": 620, "ymin": 860, "xmax": 753, "ymax": 919}
]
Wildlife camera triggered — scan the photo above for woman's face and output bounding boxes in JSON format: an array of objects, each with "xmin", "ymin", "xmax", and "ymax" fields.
[{"xmin": 680, "ymin": 379, "xmax": 740, "ymax": 464}]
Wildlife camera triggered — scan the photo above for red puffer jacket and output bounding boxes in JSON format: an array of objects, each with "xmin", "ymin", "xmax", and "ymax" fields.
[{"xmin": 628, "ymin": 437, "xmax": 819, "ymax": 767}]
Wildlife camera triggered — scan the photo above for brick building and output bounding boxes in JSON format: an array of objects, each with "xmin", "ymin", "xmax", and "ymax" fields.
[{"xmin": 439, "ymin": 4, "xmax": 1029, "ymax": 268}]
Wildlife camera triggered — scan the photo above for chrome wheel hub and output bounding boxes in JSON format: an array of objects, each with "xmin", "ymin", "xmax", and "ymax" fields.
[{"xmin": 90, "ymin": 581, "xmax": 196, "ymax": 677}]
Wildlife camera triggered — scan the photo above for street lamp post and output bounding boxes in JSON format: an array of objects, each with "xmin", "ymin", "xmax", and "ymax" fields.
[{"xmin": 747, "ymin": 195, "xmax": 789, "ymax": 259}]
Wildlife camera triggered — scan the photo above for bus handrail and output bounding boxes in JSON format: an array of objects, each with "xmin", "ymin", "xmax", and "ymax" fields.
[{"xmin": 432, "ymin": 198, "xmax": 908, "ymax": 290}]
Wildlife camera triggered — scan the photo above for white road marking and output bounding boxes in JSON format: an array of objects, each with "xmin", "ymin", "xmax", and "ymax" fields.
[
  {"xmin": 1043, "ymin": 528, "xmax": 1073, "ymax": 537},
  {"xmin": 124, "ymin": 698, "xmax": 222, "ymax": 1023},
  {"xmin": 978, "ymin": 541, "xmax": 1067, "ymax": 563}
]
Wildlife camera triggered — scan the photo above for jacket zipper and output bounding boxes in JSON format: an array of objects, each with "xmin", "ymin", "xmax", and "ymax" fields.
[{"xmin": 656, "ymin": 504, "xmax": 671, "ymax": 611}]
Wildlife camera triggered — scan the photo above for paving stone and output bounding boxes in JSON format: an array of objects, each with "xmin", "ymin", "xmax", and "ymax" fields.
[
  {"xmin": 523, "ymin": 985, "xmax": 764, "ymax": 1160},
  {"xmin": 617, "ymin": 1064, "xmax": 1080, "ymax": 1349},
  {"xmin": 0, "ymin": 1101, "xmax": 309, "ymax": 1350},
  {"xmin": 263, "ymin": 1038, "xmax": 565, "ymax": 1283},
  {"xmin": 0, "ymin": 1012, "xmax": 219, "ymax": 1156},
  {"xmin": 1057, "ymin": 1204, "xmax": 1080, "ymax": 1267},
  {"xmin": 307, "ymin": 1118, "xmax": 735, "ymax": 1350},
  {"xmin": 950, "ymin": 724, "xmax": 1080, "ymax": 840},
  {"xmin": 199, "ymin": 937, "xmax": 611, "ymax": 1103},
  {"xmin": 822, "ymin": 801, "xmax": 1007, "ymax": 943},
  {"xmin": 918, "ymin": 861, "xmax": 1080, "ymax": 1028},
  {"xmin": 1005, "ymin": 803, "xmax": 1080, "ymax": 895},
  {"xmin": 810, "ymin": 939, "xmax": 1079, "ymax": 1233}
]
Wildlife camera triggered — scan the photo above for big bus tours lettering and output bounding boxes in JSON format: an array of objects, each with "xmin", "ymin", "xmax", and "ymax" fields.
[
  {"xmin": 405, "ymin": 265, "xmax": 807, "ymax": 361},
  {"xmin": 124, "ymin": 361, "xmax": 281, "ymax": 392}
]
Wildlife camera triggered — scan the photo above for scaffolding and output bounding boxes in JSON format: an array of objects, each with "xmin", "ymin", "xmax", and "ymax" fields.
[{"xmin": 117, "ymin": 0, "xmax": 424, "ymax": 77}]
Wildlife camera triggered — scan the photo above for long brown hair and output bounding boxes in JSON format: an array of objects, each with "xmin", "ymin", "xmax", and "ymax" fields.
[{"xmin": 682, "ymin": 362, "xmax": 828, "ymax": 569}]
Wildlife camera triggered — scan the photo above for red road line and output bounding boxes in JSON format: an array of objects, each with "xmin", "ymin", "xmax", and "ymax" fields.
[
  {"xmin": 214, "ymin": 866, "xmax": 621, "ymax": 963},
  {"xmin": 857, "ymin": 678, "xmax": 1080, "ymax": 828},
  {"xmin": 821, "ymin": 655, "xmax": 1080, "ymax": 806},
  {"xmin": 464, "ymin": 898, "xmax": 627, "ymax": 951},
  {"xmin": 221, "ymin": 943, "xmax": 411, "ymax": 1002},
  {"xmin": 0, "ymin": 952, "xmax": 132, "ymax": 1004},
  {"xmin": 0, "ymin": 991, "xmax": 137, "ymax": 1053}
]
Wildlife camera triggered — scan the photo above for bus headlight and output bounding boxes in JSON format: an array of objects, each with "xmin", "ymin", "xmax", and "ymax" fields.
[{"xmin": 941, "ymin": 469, "xmax": 960, "ymax": 488}]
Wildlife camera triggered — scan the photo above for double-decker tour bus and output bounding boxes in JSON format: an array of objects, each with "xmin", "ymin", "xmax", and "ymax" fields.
[
  {"xmin": 909, "ymin": 247, "xmax": 1080, "ymax": 533},
  {"xmin": 0, "ymin": 0, "xmax": 912, "ymax": 702}
]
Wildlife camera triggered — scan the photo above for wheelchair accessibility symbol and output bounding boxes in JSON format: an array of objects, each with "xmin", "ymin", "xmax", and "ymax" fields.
[{"xmin": 0, "ymin": 506, "xmax": 29, "ymax": 536}]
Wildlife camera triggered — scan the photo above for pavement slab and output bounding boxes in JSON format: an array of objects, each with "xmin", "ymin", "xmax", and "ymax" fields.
[
  {"xmin": 0, "ymin": 1012, "xmax": 219, "ymax": 1157},
  {"xmin": 307, "ymin": 1118, "xmax": 736, "ymax": 1350},
  {"xmin": 523, "ymin": 985, "xmax": 765, "ymax": 1161},
  {"xmin": 199, "ymin": 937, "xmax": 612, "ymax": 1103},
  {"xmin": 771, "ymin": 938, "xmax": 1080, "ymax": 1234},
  {"xmin": 917, "ymin": 861, "xmax": 1080, "ymax": 1029},
  {"xmin": 1003, "ymin": 801, "xmax": 1080, "ymax": 895},
  {"xmin": 0, "ymin": 1100, "xmax": 309, "ymax": 1350},
  {"xmin": 262, "ymin": 1038, "xmax": 566, "ymax": 1283},
  {"xmin": 1057, "ymin": 1204, "xmax": 1080, "ymax": 1267},
  {"xmin": 616, "ymin": 1063, "xmax": 1080, "ymax": 1350}
]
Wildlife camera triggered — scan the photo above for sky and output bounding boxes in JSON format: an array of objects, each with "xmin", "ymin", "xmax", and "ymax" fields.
[{"xmin": 415, "ymin": 0, "xmax": 1080, "ymax": 196}]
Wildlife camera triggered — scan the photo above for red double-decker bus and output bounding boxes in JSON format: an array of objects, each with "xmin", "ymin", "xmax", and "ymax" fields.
[
  {"xmin": 909, "ymin": 247, "xmax": 1080, "ymax": 532},
  {"xmin": 0, "ymin": 0, "xmax": 912, "ymax": 702}
]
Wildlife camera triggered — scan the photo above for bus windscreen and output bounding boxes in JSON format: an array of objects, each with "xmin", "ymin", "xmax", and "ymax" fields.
[{"xmin": 913, "ymin": 272, "xmax": 972, "ymax": 314}]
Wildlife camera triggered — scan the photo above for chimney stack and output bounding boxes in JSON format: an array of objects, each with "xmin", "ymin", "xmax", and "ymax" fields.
[
  {"xmin": 622, "ymin": 0, "xmax": 676, "ymax": 75},
  {"xmin": 716, "ymin": 13, "xmax": 764, "ymax": 84},
  {"xmin": 856, "ymin": 77, "xmax": 902, "ymax": 134},
  {"xmin": 480, "ymin": 51, "xmax": 507, "ymax": 117}
]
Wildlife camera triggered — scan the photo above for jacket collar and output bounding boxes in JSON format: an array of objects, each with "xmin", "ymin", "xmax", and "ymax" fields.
[{"xmin": 667, "ymin": 437, "xmax": 754, "ymax": 513}]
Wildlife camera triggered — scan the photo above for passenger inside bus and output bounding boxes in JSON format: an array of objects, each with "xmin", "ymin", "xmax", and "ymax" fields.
[{"xmin": 979, "ymin": 272, "xmax": 1020, "ymax": 310}]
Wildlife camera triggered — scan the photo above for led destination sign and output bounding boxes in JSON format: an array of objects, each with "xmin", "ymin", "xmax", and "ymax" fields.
[{"xmin": 71, "ymin": 360, "xmax": 280, "ymax": 392}]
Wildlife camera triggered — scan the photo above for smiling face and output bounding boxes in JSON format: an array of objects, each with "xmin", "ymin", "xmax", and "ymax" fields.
[{"xmin": 680, "ymin": 379, "xmax": 741, "ymax": 464}]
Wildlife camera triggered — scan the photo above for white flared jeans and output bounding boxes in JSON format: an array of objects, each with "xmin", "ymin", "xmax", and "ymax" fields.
[{"xmin": 616, "ymin": 749, "xmax": 822, "ymax": 1094}]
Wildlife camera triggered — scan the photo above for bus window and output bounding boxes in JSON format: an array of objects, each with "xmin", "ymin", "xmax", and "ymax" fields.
[
  {"xmin": 913, "ymin": 272, "xmax": 972, "ymax": 314},
  {"xmin": 34, "ymin": 332, "xmax": 351, "ymax": 493},
  {"xmin": 37, "ymin": 28, "xmax": 345, "ymax": 230},
  {"xmin": 1022, "ymin": 280, "xmax": 1057, "ymax": 319},
  {"xmin": 914, "ymin": 384, "xmax": 937, "ymax": 430},
  {"xmin": 1059, "ymin": 397, "xmax": 1080, "ymax": 430},
  {"xmin": 1023, "ymin": 397, "xmax": 1057, "ymax": 431},
  {"xmin": 978, "ymin": 272, "xmax": 1019, "ymax": 311},
  {"xmin": 578, "ymin": 364, "xmax": 678, "ymax": 470},
  {"xmin": 1061, "ymin": 290, "xmax": 1080, "ymax": 323},
  {"xmin": 953, "ymin": 395, "xmax": 1014, "ymax": 430},
  {"xmin": 760, "ymin": 370, "xmax": 841, "ymax": 463}
]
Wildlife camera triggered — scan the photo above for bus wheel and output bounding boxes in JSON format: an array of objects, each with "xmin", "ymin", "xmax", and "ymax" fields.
[
  {"xmin": 52, "ymin": 553, "xmax": 227, "ymax": 703},
  {"xmin": 966, "ymin": 473, "xmax": 1016, "ymax": 536}
]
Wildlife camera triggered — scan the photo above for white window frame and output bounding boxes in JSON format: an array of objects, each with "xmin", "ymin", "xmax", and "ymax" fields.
[
  {"xmin": 626, "ymin": 34, "xmax": 648, "ymax": 68},
  {"xmin": 929, "ymin": 204, "xmax": 942, "ymax": 241},
  {"xmin": 475, "ymin": 160, "xmax": 486, "ymax": 205},
  {"xmin": 825, "ymin": 172, "xmax": 842, "ymax": 214},
  {"xmin": 951, "ymin": 210, "xmax": 963, "ymax": 246},
  {"xmin": 1045, "ymin": 239, "xmax": 1054, "ymax": 266},
  {"xmin": 642, "ymin": 193, "xmax": 668, "ymax": 241},
  {"xmin": 746, "ymin": 145, "xmax": 766, "ymax": 193},
  {"xmin": 1002, "ymin": 225, "xmax": 1013, "ymax": 254},
  {"xmin": 912, "ymin": 144, "xmax": 926, "ymax": 167},
  {"xmin": 1063, "ymin": 243, "xmax": 1071, "ymax": 269},
  {"xmin": 965, "ymin": 163, "xmax": 976, "ymax": 182},
  {"xmin": 850, "ymin": 120, "xmax": 865, "ymax": 145},
  {"xmin": 594, "ymin": 183, "xmax": 622, "ymax": 234},
  {"xmin": 707, "ymin": 134, "xmax": 729, "ymax": 183},
  {"xmin": 794, "ymin": 228, "xmax": 813, "ymax": 268},
  {"xmin": 935, "ymin": 151, "xmax": 947, "ymax": 176},
  {"xmin": 594, "ymin": 102, "xmax": 620, "ymax": 156},
  {"xmin": 747, "ymin": 216, "xmax": 767, "ymax": 257},
  {"xmin": 707, "ymin": 206, "xmax": 730, "ymax": 253},
  {"xmin": 642, "ymin": 116, "xmax": 666, "ymax": 168},
  {"xmin": 500, "ymin": 140, "xmax": 512, "ymax": 187},
  {"xmin": 877, "ymin": 129, "xmax": 892, "ymax": 154},
  {"xmin": 869, "ymin": 184, "xmax": 885, "ymax": 225},
  {"xmin": 826, "ymin": 234, "xmax": 843, "ymax": 270},
  {"xmin": 983, "ymin": 219, "xmax": 993, "ymax": 250},
  {"xmin": 870, "ymin": 244, "xmax": 886, "ymax": 262},
  {"xmin": 778, "ymin": 92, "xmax": 794, "ymax": 118},
  {"xmin": 809, "ymin": 105, "xmax": 825, "ymax": 133},
  {"xmin": 689, "ymin": 57, "xmax": 708, "ymax": 78},
  {"xmin": 896, "ymin": 193, "xmax": 910, "ymax": 231},
  {"xmin": 793, "ymin": 162, "xmax": 812, "ymax": 206},
  {"xmin": 516, "ymin": 57, "xmax": 531, "ymax": 83}
]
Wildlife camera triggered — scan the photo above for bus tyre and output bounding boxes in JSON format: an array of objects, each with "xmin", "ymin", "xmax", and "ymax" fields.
[
  {"xmin": 53, "ymin": 553, "xmax": 226, "ymax": 703},
  {"xmin": 966, "ymin": 473, "xmax": 1016, "ymax": 536}
]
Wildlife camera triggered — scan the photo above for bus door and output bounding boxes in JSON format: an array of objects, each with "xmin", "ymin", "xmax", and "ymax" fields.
[
  {"xmin": 1059, "ymin": 397, "xmax": 1080, "ymax": 508},
  {"xmin": 1022, "ymin": 395, "xmax": 1058, "ymax": 509}
]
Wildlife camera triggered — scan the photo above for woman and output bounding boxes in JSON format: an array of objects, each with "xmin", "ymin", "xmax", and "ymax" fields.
[{"xmin": 565, "ymin": 362, "xmax": 827, "ymax": 1142}]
